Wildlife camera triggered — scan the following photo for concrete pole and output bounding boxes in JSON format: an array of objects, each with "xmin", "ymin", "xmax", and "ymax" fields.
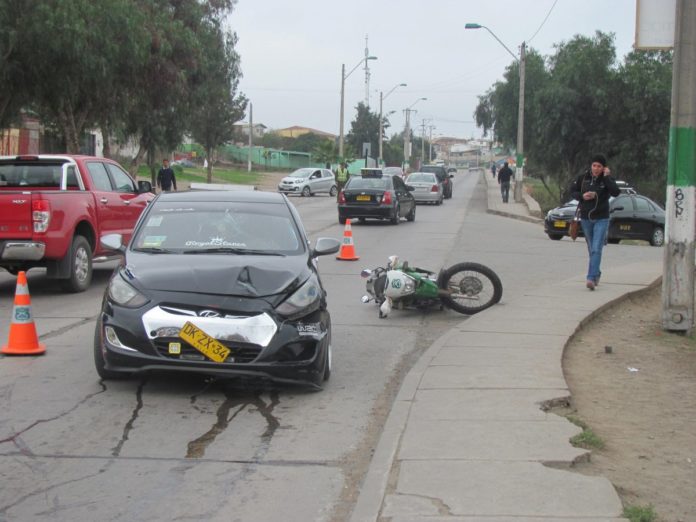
[
  {"xmin": 403, "ymin": 109, "xmax": 410, "ymax": 170},
  {"xmin": 339, "ymin": 64, "xmax": 346, "ymax": 159},
  {"xmin": 513, "ymin": 42, "xmax": 526, "ymax": 203},
  {"xmin": 247, "ymin": 102, "xmax": 252, "ymax": 172},
  {"xmin": 378, "ymin": 91, "xmax": 384, "ymax": 165},
  {"xmin": 662, "ymin": 0, "xmax": 695, "ymax": 333}
]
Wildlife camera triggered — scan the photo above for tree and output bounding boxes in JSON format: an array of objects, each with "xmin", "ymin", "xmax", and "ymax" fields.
[
  {"xmin": 312, "ymin": 139, "xmax": 338, "ymax": 166},
  {"xmin": 189, "ymin": 19, "xmax": 247, "ymax": 183},
  {"xmin": 346, "ymin": 102, "xmax": 379, "ymax": 160},
  {"xmin": 0, "ymin": 0, "xmax": 34, "ymax": 129}
]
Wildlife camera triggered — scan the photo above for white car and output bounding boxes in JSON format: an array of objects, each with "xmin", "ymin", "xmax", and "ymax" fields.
[{"xmin": 278, "ymin": 168, "xmax": 337, "ymax": 197}]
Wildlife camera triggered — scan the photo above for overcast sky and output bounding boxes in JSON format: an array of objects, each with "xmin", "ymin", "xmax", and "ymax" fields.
[{"xmin": 229, "ymin": 0, "xmax": 637, "ymax": 140}]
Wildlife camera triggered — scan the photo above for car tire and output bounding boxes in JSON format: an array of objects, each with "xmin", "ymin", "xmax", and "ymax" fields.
[
  {"xmin": 93, "ymin": 322, "xmax": 128, "ymax": 380},
  {"xmin": 406, "ymin": 204, "xmax": 416, "ymax": 222},
  {"xmin": 358, "ymin": 217, "xmax": 366, "ymax": 223},
  {"xmin": 338, "ymin": 216, "xmax": 346, "ymax": 224},
  {"xmin": 62, "ymin": 235, "xmax": 93, "ymax": 293},
  {"xmin": 650, "ymin": 227, "xmax": 665, "ymax": 247},
  {"xmin": 608, "ymin": 238, "xmax": 621, "ymax": 244},
  {"xmin": 391, "ymin": 206, "xmax": 400, "ymax": 225},
  {"xmin": 329, "ymin": 185, "xmax": 337, "ymax": 197},
  {"xmin": 302, "ymin": 186, "xmax": 311, "ymax": 197},
  {"xmin": 547, "ymin": 234, "xmax": 563, "ymax": 241}
]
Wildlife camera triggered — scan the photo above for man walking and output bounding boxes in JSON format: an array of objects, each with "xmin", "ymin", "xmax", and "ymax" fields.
[
  {"xmin": 491, "ymin": 162, "xmax": 497, "ymax": 179},
  {"xmin": 497, "ymin": 161, "xmax": 513, "ymax": 203},
  {"xmin": 157, "ymin": 159, "xmax": 177, "ymax": 192},
  {"xmin": 335, "ymin": 161, "xmax": 348, "ymax": 201}
]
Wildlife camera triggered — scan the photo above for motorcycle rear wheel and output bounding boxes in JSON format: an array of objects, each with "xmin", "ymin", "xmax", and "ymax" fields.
[{"xmin": 438, "ymin": 262, "xmax": 502, "ymax": 314}]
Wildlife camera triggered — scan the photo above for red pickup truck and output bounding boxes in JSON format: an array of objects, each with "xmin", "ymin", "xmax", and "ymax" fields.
[{"xmin": 0, "ymin": 155, "xmax": 154, "ymax": 292}]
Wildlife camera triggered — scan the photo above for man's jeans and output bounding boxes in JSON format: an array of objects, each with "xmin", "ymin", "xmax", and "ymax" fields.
[
  {"xmin": 580, "ymin": 218, "xmax": 610, "ymax": 282},
  {"xmin": 500, "ymin": 182, "xmax": 510, "ymax": 203}
]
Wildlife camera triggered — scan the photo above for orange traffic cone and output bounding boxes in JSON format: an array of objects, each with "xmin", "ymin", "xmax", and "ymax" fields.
[
  {"xmin": 336, "ymin": 219, "xmax": 360, "ymax": 261},
  {"xmin": 1, "ymin": 271, "xmax": 45, "ymax": 355}
]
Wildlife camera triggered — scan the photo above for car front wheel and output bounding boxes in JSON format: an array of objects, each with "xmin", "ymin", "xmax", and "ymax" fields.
[
  {"xmin": 302, "ymin": 186, "xmax": 311, "ymax": 197},
  {"xmin": 329, "ymin": 185, "xmax": 337, "ymax": 197}
]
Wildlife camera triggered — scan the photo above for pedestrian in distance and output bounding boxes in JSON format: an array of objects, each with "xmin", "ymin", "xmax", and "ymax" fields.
[
  {"xmin": 497, "ymin": 161, "xmax": 513, "ymax": 203},
  {"xmin": 157, "ymin": 159, "xmax": 177, "ymax": 192},
  {"xmin": 569, "ymin": 153, "xmax": 620, "ymax": 291},
  {"xmin": 335, "ymin": 161, "xmax": 349, "ymax": 201},
  {"xmin": 491, "ymin": 162, "xmax": 497, "ymax": 179}
]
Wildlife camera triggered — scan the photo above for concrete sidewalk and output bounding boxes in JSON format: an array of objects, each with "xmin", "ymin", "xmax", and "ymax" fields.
[{"xmin": 350, "ymin": 170, "xmax": 662, "ymax": 521}]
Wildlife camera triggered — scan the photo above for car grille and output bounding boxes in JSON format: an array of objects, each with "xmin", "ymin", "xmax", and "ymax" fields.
[{"xmin": 153, "ymin": 337, "xmax": 262, "ymax": 364}]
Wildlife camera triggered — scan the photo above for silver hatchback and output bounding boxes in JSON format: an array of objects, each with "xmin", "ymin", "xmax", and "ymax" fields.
[{"xmin": 278, "ymin": 168, "xmax": 337, "ymax": 197}]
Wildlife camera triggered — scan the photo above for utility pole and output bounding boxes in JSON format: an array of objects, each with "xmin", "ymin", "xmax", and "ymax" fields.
[
  {"xmin": 364, "ymin": 35, "xmax": 371, "ymax": 107},
  {"xmin": 420, "ymin": 119, "xmax": 428, "ymax": 167},
  {"xmin": 428, "ymin": 125, "xmax": 436, "ymax": 162},
  {"xmin": 247, "ymin": 102, "xmax": 253, "ymax": 173},
  {"xmin": 662, "ymin": 0, "xmax": 695, "ymax": 333},
  {"xmin": 513, "ymin": 41, "xmax": 526, "ymax": 203}
]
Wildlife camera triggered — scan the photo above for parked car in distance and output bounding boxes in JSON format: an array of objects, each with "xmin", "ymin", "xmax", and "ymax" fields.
[
  {"xmin": 420, "ymin": 164, "xmax": 453, "ymax": 199},
  {"xmin": 338, "ymin": 168, "xmax": 416, "ymax": 225},
  {"xmin": 278, "ymin": 168, "xmax": 337, "ymax": 197},
  {"xmin": 544, "ymin": 193, "xmax": 665, "ymax": 246},
  {"xmin": 405, "ymin": 172, "xmax": 443, "ymax": 205},
  {"xmin": 94, "ymin": 190, "xmax": 341, "ymax": 389},
  {"xmin": 172, "ymin": 159, "xmax": 195, "ymax": 168}
]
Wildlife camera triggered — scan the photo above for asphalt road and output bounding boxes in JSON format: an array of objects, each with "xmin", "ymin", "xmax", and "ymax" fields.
[{"xmin": 0, "ymin": 171, "xmax": 662, "ymax": 521}]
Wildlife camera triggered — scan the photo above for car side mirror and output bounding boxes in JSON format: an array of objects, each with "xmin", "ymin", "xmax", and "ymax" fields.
[
  {"xmin": 100, "ymin": 233, "xmax": 126, "ymax": 254},
  {"xmin": 138, "ymin": 180, "xmax": 153, "ymax": 193},
  {"xmin": 312, "ymin": 237, "xmax": 341, "ymax": 257}
]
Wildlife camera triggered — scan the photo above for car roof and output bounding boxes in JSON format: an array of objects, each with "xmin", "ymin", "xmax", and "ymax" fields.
[{"xmin": 157, "ymin": 190, "xmax": 287, "ymax": 204}]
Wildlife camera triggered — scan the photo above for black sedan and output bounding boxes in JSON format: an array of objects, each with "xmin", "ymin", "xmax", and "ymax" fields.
[
  {"xmin": 337, "ymin": 170, "xmax": 416, "ymax": 224},
  {"xmin": 421, "ymin": 165, "xmax": 454, "ymax": 199},
  {"xmin": 94, "ymin": 190, "xmax": 341, "ymax": 389},
  {"xmin": 544, "ymin": 194, "xmax": 665, "ymax": 246}
]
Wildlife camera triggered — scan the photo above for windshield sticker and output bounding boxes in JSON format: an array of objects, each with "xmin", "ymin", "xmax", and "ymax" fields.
[
  {"xmin": 142, "ymin": 236, "xmax": 167, "ymax": 247},
  {"xmin": 146, "ymin": 216, "xmax": 163, "ymax": 227},
  {"xmin": 296, "ymin": 323, "xmax": 320, "ymax": 335},
  {"xmin": 184, "ymin": 238, "xmax": 248, "ymax": 248}
]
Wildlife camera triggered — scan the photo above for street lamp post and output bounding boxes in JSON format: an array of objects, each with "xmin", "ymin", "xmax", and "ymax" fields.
[
  {"xmin": 465, "ymin": 23, "xmax": 525, "ymax": 203},
  {"xmin": 339, "ymin": 55, "xmax": 378, "ymax": 159},
  {"xmin": 379, "ymin": 83, "xmax": 406, "ymax": 166},
  {"xmin": 403, "ymin": 97, "xmax": 427, "ymax": 170}
]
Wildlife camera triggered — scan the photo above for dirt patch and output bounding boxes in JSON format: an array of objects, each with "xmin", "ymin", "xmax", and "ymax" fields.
[{"xmin": 557, "ymin": 283, "xmax": 696, "ymax": 522}]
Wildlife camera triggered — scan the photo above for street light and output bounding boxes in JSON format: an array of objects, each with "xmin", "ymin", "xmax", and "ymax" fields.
[
  {"xmin": 465, "ymin": 22, "xmax": 526, "ymax": 203},
  {"xmin": 403, "ymin": 97, "xmax": 427, "ymax": 169},
  {"xmin": 379, "ymin": 83, "xmax": 407, "ymax": 165},
  {"xmin": 339, "ymin": 55, "xmax": 378, "ymax": 159}
]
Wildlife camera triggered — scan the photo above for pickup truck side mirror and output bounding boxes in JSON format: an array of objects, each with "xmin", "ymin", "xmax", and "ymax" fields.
[{"xmin": 138, "ymin": 180, "xmax": 153, "ymax": 193}]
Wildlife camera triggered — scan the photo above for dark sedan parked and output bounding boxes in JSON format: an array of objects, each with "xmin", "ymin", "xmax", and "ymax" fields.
[
  {"xmin": 337, "ymin": 170, "xmax": 416, "ymax": 224},
  {"xmin": 94, "ymin": 190, "xmax": 341, "ymax": 389},
  {"xmin": 421, "ymin": 164, "xmax": 454, "ymax": 199},
  {"xmin": 544, "ymin": 194, "xmax": 665, "ymax": 246}
]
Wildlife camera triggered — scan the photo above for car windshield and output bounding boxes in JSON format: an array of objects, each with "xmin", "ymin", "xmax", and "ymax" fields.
[
  {"xmin": 288, "ymin": 168, "xmax": 314, "ymax": 178},
  {"xmin": 347, "ymin": 178, "xmax": 389, "ymax": 190},
  {"xmin": 132, "ymin": 201, "xmax": 302, "ymax": 255},
  {"xmin": 407, "ymin": 173, "xmax": 435, "ymax": 183}
]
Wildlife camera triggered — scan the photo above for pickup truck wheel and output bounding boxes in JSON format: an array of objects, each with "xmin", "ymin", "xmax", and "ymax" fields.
[{"xmin": 62, "ymin": 235, "xmax": 92, "ymax": 293}]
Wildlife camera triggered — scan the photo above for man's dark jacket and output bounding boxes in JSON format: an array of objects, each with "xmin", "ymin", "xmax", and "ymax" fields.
[
  {"xmin": 569, "ymin": 171, "xmax": 620, "ymax": 220},
  {"xmin": 497, "ymin": 165, "xmax": 513, "ymax": 183},
  {"xmin": 157, "ymin": 167, "xmax": 177, "ymax": 191}
]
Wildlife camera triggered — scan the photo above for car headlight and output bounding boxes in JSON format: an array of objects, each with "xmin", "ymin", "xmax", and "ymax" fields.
[
  {"xmin": 108, "ymin": 273, "xmax": 149, "ymax": 308},
  {"xmin": 276, "ymin": 274, "xmax": 321, "ymax": 319}
]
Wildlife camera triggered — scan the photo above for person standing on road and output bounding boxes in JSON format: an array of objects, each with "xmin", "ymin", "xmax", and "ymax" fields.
[
  {"xmin": 335, "ymin": 161, "xmax": 348, "ymax": 201},
  {"xmin": 157, "ymin": 159, "xmax": 177, "ymax": 192},
  {"xmin": 491, "ymin": 162, "xmax": 497, "ymax": 179},
  {"xmin": 569, "ymin": 153, "xmax": 620, "ymax": 291},
  {"xmin": 497, "ymin": 161, "xmax": 513, "ymax": 203}
]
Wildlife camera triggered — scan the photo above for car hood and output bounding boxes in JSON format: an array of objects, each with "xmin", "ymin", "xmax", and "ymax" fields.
[
  {"xmin": 124, "ymin": 252, "xmax": 309, "ymax": 297},
  {"xmin": 281, "ymin": 176, "xmax": 306, "ymax": 183}
]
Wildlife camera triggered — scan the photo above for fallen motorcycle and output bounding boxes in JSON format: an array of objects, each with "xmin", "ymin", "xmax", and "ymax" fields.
[{"xmin": 361, "ymin": 255, "xmax": 503, "ymax": 318}]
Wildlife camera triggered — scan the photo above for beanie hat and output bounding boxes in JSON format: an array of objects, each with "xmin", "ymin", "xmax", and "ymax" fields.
[{"xmin": 591, "ymin": 154, "xmax": 607, "ymax": 167}]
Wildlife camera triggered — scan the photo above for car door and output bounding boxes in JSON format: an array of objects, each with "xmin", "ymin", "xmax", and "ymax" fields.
[
  {"xmin": 105, "ymin": 162, "xmax": 151, "ymax": 244},
  {"xmin": 632, "ymin": 196, "xmax": 661, "ymax": 239},
  {"xmin": 86, "ymin": 161, "xmax": 119, "ymax": 238},
  {"xmin": 609, "ymin": 195, "xmax": 636, "ymax": 239},
  {"xmin": 321, "ymin": 169, "xmax": 334, "ymax": 192},
  {"xmin": 392, "ymin": 175, "xmax": 413, "ymax": 217},
  {"xmin": 308, "ymin": 169, "xmax": 323, "ymax": 193}
]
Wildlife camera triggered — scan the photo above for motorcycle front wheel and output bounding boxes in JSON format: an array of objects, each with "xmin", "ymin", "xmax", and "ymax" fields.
[{"xmin": 438, "ymin": 262, "xmax": 503, "ymax": 314}]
